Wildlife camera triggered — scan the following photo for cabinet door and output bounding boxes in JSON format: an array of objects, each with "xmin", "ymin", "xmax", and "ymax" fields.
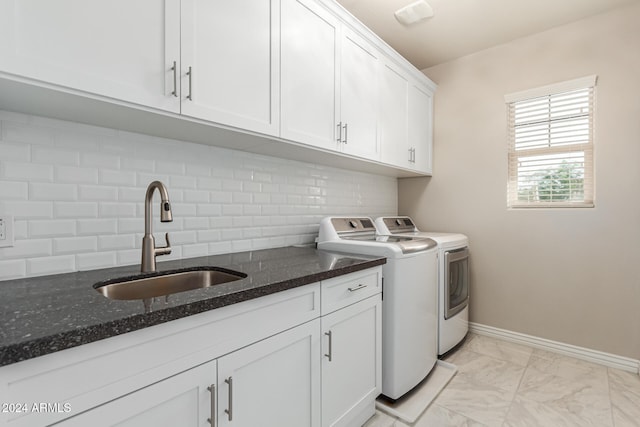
[
  {"xmin": 217, "ymin": 320, "xmax": 321, "ymax": 427},
  {"xmin": 321, "ymin": 296, "xmax": 382, "ymax": 427},
  {"xmin": 281, "ymin": 0, "xmax": 339, "ymax": 150},
  {"xmin": 409, "ymin": 83, "xmax": 434, "ymax": 174},
  {"xmin": 379, "ymin": 61, "xmax": 410, "ymax": 168},
  {"xmin": 0, "ymin": 0, "xmax": 180, "ymax": 113},
  {"xmin": 180, "ymin": 0, "xmax": 279, "ymax": 136},
  {"xmin": 339, "ymin": 28, "xmax": 379, "ymax": 160},
  {"xmin": 55, "ymin": 360, "xmax": 216, "ymax": 427}
]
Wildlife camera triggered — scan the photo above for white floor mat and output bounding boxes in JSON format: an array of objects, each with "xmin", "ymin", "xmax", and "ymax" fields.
[{"xmin": 375, "ymin": 360, "xmax": 457, "ymax": 424}]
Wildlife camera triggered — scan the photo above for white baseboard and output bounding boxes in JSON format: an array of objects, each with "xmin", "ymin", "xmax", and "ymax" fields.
[{"xmin": 469, "ymin": 322, "xmax": 640, "ymax": 374}]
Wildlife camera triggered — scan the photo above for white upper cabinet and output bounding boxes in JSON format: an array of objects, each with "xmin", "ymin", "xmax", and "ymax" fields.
[
  {"xmin": 379, "ymin": 61, "xmax": 410, "ymax": 168},
  {"xmin": 0, "ymin": 0, "xmax": 181, "ymax": 113},
  {"xmin": 281, "ymin": 0, "xmax": 339, "ymax": 151},
  {"xmin": 180, "ymin": 0, "xmax": 280, "ymax": 136},
  {"xmin": 379, "ymin": 57, "xmax": 434, "ymax": 174},
  {"xmin": 409, "ymin": 83, "xmax": 434, "ymax": 174},
  {"xmin": 339, "ymin": 28, "xmax": 379, "ymax": 160},
  {"xmin": 281, "ymin": 0, "xmax": 380, "ymax": 161},
  {"xmin": 0, "ymin": 0, "xmax": 435, "ymax": 176}
]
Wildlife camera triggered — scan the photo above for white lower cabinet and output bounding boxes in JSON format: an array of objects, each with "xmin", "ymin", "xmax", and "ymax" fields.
[
  {"xmin": 217, "ymin": 320, "xmax": 321, "ymax": 427},
  {"xmin": 321, "ymin": 296, "xmax": 382, "ymax": 427},
  {"xmin": 320, "ymin": 269, "xmax": 383, "ymax": 427},
  {"xmin": 54, "ymin": 360, "xmax": 216, "ymax": 427},
  {"xmin": 1, "ymin": 268, "xmax": 383, "ymax": 427}
]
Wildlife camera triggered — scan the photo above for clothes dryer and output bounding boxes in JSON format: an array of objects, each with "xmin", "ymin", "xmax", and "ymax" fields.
[{"xmin": 375, "ymin": 216, "xmax": 469, "ymax": 355}]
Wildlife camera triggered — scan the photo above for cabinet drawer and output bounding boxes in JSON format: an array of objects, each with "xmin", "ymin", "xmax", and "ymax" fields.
[{"xmin": 321, "ymin": 267, "xmax": 381, "ymax": 315}]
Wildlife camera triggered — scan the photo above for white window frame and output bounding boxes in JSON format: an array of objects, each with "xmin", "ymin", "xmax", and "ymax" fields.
[{"xmin": 505, "ymin": 76, "xmax": 596, "ymax": 208}]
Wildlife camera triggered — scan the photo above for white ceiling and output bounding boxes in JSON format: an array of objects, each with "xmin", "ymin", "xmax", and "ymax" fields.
[{"xmin": 336, "ymin": 0, "xmax": 640, "ymax": 70}]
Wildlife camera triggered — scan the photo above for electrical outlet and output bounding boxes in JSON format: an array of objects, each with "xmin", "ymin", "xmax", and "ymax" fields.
[{"xmin": 0, "ymin": 215, "xmax": 14, "ymax": 248}]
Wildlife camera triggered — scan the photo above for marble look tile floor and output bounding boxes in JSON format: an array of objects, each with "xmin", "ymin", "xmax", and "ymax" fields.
[{"xmin": 364, "ymin": 333, "xmax": 640, "ymax": 427}]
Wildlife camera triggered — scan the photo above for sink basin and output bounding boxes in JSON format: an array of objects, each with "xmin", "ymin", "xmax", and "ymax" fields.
[{"xmin": 94, "ymin": 267, "xmax": 247, "ymax": 301}]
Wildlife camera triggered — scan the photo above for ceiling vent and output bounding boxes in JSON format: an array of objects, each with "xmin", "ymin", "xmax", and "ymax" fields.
[{"xmin": 394, "ymin": 0, "xmax": 434, "ymax": 25}]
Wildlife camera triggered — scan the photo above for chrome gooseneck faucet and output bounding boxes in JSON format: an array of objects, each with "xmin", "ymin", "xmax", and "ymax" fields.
[{"xmin": 141, "ymin": 181, "xmax": 173, "ymax": 273}]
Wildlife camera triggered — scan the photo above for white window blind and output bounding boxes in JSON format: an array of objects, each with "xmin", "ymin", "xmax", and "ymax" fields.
[{"xmin": 506, "ymin": 76, "xmax": 596, "ymax": 208}]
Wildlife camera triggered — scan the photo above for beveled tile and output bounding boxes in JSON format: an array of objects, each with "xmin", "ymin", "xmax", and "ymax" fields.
[
  {"xmin": 415, "ymin": 404, "xmax": 489, "ymax": 427},
  {"xmin": 463, "ymin": 334, "xmax": 533, "ymax": 367},
  {"xmin": 517, "ymin": 365, "xmax": 613, "ymax": 427},
  {"xmin": 449, "ymin": 349, "xmax": 526, "ymax": 393},
  {"xmin": 608, "ymin": 368, "xmax": 640, "ymax": 427},
  {"xmin": 434, "ymin": 371, "xmax": 515, "ymax": 427}
]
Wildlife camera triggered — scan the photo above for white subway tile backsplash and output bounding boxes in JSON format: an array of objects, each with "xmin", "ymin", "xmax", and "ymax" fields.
[
  {"xmin": 100, "ymin": 169, "xmax": 136, "ymax": 186},
  {"xmin": 32, "ymin": 146, "xmax": 80, "ymax": 166},
  {"xmin": 3, "ymin": 123, "xmax": 53, "ymax": 146},
  {"xmin": 77, "ymin": 219, "xmax": 118, "ymax": 235},
  {"xmin": 98, "ymin": 234, "xmax": 136, "ymax": 251},
  {"xmin": 99, "ymin": 202, "xmax": 137, "ymax": 218},
  {"xmin": 76, "ymin": 252, "xmax": 117, "ymax": 271},
  {"xmin": 0, "ymin": 181, "xmax": 28, "ymax": 200},
  {"xmin": 0, "ymin": 239, "xmax": 52, "ymax": 259},
  {"xmin": 0, "ymin": 259, "xmax": 26, "ymax": 280},
  {"xmin": 81, "ymin": 152, "xmax": 120, "ymax": 169},
  {"xmin": 29, "ymin": 219, "xmax": 76, "ymax": 238},
  {"xmin": 4, "ymin": 201, "xmax": 54, "ymax": 218},
  {"xmin": 30, "ymin": 183, "xmax": 78, "ymax": 201},
  {"xmin": 78, "ymin": 185, "xmax": 119, "ymax": 201},
  {"xmin": 2, "ymin": 162, "xmax": 54, "ymax": 181},
  {"xmin": 55, "ymin": 165, "xmax": 99, "ymax": 184},
  {"xmin": 0, "ymin": 141, "xmax": 31, "ymax": 162},
  {"xmin": 27, "ymin": 255, "xmax": 75, "ymax": 277},
  {"xmin": 54, "ymin": 202, "xmax": 98, "ymax": 218},
  {"xmin": 53, "ymin": 236, "xmax": 97, "ymax": 254},
  {"xmin": 0, "ymin": 110, "xmax": 397, "ymax": 279}
]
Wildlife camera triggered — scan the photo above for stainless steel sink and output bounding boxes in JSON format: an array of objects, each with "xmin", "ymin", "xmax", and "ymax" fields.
[{"xmin": 94, "ymin": 267, "xmax": 246, "ymax": 301}]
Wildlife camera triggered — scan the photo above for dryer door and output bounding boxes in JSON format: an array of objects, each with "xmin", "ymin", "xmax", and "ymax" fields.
[{"xmin": 444, "ymin": 247, "xmax": 469, "ymax": 319}]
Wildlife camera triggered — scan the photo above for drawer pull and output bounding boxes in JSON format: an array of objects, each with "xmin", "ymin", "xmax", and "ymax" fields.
[
  {"xmin": 347, "ymin": 284, "xmax": 367, "ymax": 292},
  {"xmin": 324, "ymin": 331, "xmax": 332, "ymax": 361},
  {"xmin": 207, "ymin": 384, "xmax": 215, "ymax": 426},
  {"xmin": 225, "ymin": 377, "xmax": 233, "ymax": 421}
]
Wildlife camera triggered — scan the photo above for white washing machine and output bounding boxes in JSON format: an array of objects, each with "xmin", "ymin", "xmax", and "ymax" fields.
[
  {"xmin": 317, "ymin": 217, "xmax": 438, "ymax": 400},
  {"xmin": 375, "ymin": 216, "xmax": 469, "ymax": 356}
]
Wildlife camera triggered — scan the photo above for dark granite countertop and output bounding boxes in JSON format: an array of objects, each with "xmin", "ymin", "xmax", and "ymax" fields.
[{"xmin": 0, "ymin": 246, "xmax": 385, "ymax": 367}]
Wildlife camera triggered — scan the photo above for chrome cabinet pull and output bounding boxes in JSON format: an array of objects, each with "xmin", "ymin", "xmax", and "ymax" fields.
[
  {"xmin": 342, "ymin": 123, "xmax": 348, "ymax": 144},
  {"xmin": 225, "ymin": 377, "xmax": 233, "ymax": 421},
  {"xmin": 324, "ymin": 331, "xmax": 333, "ymax": 361},
  {"xmin": 186, "ymin": 66, "xmax": 193, "ymax": 101},
  {"xmin": 408, "ymin": 147, "xmax": 413, "ymax": 162},
  {"xmin": 207, "ymin": 384, "xmax": 216, "ymax": 426},
  {"xmin": 336, "ymin": 122, "xmax": 342, "ymax": 142},
  {"xmin": 170, "ymin": 61, "xmax": 178, "ymax": 97},
  {"xmin": 347, "ymin": 283, "xmax": 367, "ymax": 292}
]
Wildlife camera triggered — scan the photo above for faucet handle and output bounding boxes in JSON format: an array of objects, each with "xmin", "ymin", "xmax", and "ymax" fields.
[{"xmin": 155, "ymin": 232, "xmax": 172, "ymax": 257}]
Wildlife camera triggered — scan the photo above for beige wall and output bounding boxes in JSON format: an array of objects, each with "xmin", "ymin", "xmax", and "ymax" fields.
[{"xmin": 399, "ymin": 2, "xmax": 640, "ymax": 359}]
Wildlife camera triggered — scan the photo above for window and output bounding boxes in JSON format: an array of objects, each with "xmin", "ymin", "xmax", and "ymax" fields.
[{"xmin": 506, "ymin": 76, "xmax": 596, "ymax": 208}]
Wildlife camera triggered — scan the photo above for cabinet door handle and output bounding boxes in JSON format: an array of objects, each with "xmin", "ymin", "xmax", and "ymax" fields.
[
  {"xmin": 412, "ymin": 148, "xmax": 416, "ymax": 162},
  {"xmin": 324, "ymin": 331, "xmax": 333, "ymax": 361},
  {"xmin": 224, "ymin": 377, "xmax": 233, "ymax": 421},
  {"xmin": 342, "ymin": 123, "xmax": 348, "ymax": 144},
  {"xmin": 207, "ymin": 384, "xmax": 216, "ymax": 426},
  {"xmin": 347, "ymin": 283, "xmax": 367, "ymax": 292},
  {"xmin": 186, "ymin": 66, "xmax": 193, "ymax": 101},
  {"xmin": 171, "ymin": 61, "xmax": 178, "ymax": 97},
  {"xmin": 336, "ymin": 122, "xmax": 342, "ymax": 142},
  {"xmin": 408, "ymin": 147, "xmax": 413, "ymax": 162}
]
